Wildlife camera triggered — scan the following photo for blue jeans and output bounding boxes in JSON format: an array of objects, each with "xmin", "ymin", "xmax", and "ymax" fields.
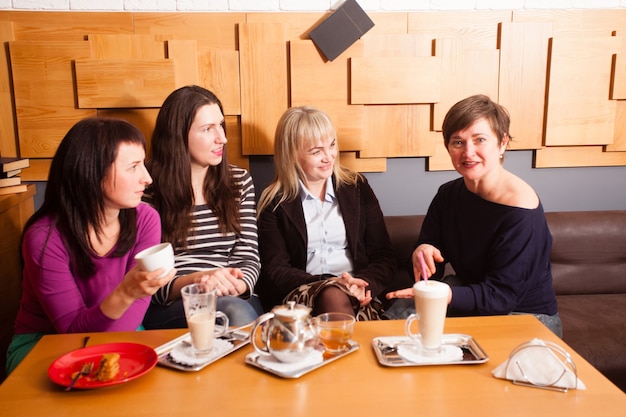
[
  {"xmin": 143, "ymin": 295, "xmax": 263, "ymax": 329},
  {"xmin": 382, "ymin": 298, "xmax": 563, "ymax": 338}
]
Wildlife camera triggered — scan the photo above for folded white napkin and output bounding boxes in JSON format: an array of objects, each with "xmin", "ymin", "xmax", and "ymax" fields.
[
  {"xmin": 492, "ymin": 338, "xmax": 586, "ymax": 390},
  {"xmin": 254, "ymin": 350, "xmax": 324, "ymax": 374},
  {"xmin": 168, "ymin": 338, "xmax": 233, "ymax": 366}
]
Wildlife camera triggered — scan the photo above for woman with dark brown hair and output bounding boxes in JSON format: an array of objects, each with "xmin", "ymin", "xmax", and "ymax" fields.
[
  {"xmin": 143, "ymin": 85, "xmax": 261, "ymax": 328},
  {"xmin": 8, "ymin": 118, "xmax": 173, "ymax": 374}
]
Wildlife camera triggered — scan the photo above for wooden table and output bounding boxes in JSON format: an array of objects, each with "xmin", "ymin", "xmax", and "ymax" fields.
[{"xmin": 1, "ymin": 315, "xmax": 624, "ymax": 417}]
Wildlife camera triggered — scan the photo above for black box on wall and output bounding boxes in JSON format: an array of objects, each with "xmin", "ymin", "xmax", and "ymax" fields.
[{"xmin": 309, "ymin": 0, "xmax": 375, "ymax": 61}]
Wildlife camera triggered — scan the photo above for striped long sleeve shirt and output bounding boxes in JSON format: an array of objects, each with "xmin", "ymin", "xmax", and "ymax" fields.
[{"xmin": 150, "ymin": 166, "xmax": 260, "ymax": 305}]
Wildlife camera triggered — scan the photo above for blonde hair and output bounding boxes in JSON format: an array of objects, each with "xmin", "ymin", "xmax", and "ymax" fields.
[{"xmin": 257, "ymin": 106, "xmax": 360, "ymax": 215}]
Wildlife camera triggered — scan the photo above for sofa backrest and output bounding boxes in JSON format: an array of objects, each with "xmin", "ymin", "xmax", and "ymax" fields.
[
  {"xmin": 547, "ymin": 210, "xmax": 626, "ymax": 295},
  {"xmin": 383, "ymin": 211, "xmax": 626, "ymax": 296}
]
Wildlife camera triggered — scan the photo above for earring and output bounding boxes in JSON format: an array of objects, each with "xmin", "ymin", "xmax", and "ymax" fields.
[{"xmin": 499, "ymin": 153, "xmax": 504, "ymax": 159}]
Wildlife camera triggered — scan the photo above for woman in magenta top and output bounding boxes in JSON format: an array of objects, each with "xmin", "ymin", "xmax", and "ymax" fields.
[{"xmin": 6, "ymin": 118, "xmax": 175, "ymax": 374}]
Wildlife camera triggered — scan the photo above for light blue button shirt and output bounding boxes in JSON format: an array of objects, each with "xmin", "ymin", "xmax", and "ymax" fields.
[{"xmin": 300, "ymin": 178, "xmax": 354, "ymax": 276}]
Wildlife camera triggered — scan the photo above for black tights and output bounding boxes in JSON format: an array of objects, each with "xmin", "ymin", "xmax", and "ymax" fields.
[{"xmin": 312, "ymin": 286, "xmax": 355, "ymax": 317}]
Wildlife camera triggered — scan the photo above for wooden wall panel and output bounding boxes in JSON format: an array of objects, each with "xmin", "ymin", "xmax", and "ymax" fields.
[
  {"xmin": 75, "ymin": 59, "xmax": 176, "ymax": 108},
  {"xmin": 408, "ymin": 11, "xmax": 509, "ymax": 49},
  {"xmin": 19, "ymin": 159, "xmax": 51, "ymax": 182},
  {"xmin": 498, "ymin": 22, "xmax": 552, "ymax": 150},
  {"xmin": 612, "ymin": 33, "xmax": 626, "ymax": 100},
  {"xmin": 424, "ymin": 136, "xmax": 454, "ymax": 172},
  {"xmin": 239, "ymin": 22, "xmax": 289, "ymax": 155},
  {"xmin": 362, "ymin": 104, "xmax": 437, "ymax": 158},
  {"xmin": 545, "ymin": 36, "xmax": 621, "ymax": 146},
  {"xmin": 194, "ymin": 45, "xmax": 241, "ymax": 116},
  {"xmin": 6, "ymin": 11, "xmax": 133, "ymax": 41},
  {"xmin": 132, "ymin": 13, "xmax": 243, "ymax": 50},
  {"xmin": 433, "ymin": 38, "xmax": 500, "ymax": 130},
  {"xmin": 606, "ymin": 101, "xmax": 626, "ymax": 152},
  {"xmin": 535, "ymin": 145, "xmax": 626, "ymax": 168},
  {"xmin": 97, "ymin": 108, "xmax": 160, "ymax": 152},
  {"xmin": 0, "ymin": 20, "xmax": 17, "ymax": 157},
  {"xmin": 350, "ymin": 56, "xmax": 442, "ymax": 105},
  {"xmin": 289, "ymin": 40, "xmax": 365, "ymax": 153},
  {"xmin": 339, "ymin": 152, "xmax": 386, "ymax": 173},
  {"xmin": 9, "ymin": 41, "xmax": 95, "ymax": 158},
  {"xmin": 513, "ymin": 9, "xmax": 626, "ymax": 37},
  {"xmin": 1, "ymin": 10, "xmax": 626, "ymax": 175},
  {"xmin": 88, "ymin": 34, "xmax": 165, "ymax": 59},
  {"xmin": 167, "ymin": 39, "xmax": 199, "ymax": 89},
  {"xmin": 246, "ymin": 12, "xmax": 326, "ymax": 40}
]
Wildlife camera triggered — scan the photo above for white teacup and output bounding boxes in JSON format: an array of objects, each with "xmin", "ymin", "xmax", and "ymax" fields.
[
  {"xmin": 134, "ymin": 242, "xmax": 175, "ymax": 278},
  {"xmin": 405, "ymin": 280, "xmax": 451, "ymax": 356}
]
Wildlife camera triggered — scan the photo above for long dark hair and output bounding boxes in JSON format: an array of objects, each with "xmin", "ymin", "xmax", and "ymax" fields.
[
  {"xmin": 147, "ymin": 85, "xmax": 240, "ymax": 249},
  {"xmin": 23, "ymin": 118, "xmax": 147, "ymax": 278}
]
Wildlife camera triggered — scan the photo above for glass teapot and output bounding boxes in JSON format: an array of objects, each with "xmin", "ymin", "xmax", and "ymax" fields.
[{"xmin": 251, "ymin": 301, "xmax": 319, "ymax": 363}]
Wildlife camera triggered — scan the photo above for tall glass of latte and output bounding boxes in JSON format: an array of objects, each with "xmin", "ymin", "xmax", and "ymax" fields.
[{"xmin": 405, "ymin": 280, "xmax": 450, "ymax": 356}]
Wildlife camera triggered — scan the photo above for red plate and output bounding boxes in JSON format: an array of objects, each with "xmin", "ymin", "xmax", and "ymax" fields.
[{"xmin": 48, "ymin": 342, "xmax": 157, "ymax": 389}]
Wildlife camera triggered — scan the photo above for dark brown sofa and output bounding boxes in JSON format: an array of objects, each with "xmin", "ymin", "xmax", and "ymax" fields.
[{"xmin": 383, "ymin": 210, "xmax": 626, "ymax": 392}]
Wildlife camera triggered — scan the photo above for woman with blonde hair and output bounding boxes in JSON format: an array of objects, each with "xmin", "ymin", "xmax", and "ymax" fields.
[{"xmin": 256, "ymin": 106, "xmax": 395, "ymax": 320}]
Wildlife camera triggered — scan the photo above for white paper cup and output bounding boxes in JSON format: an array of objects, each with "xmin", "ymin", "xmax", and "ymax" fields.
[{"xmin": 134, "ymin": 242, "xmax": 174, "ymax": 278}]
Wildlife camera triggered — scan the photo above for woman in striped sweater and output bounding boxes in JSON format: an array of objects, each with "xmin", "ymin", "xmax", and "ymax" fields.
[{"xmin": 142, "ymin": 85, "xmax": 262, "ymax": 328}]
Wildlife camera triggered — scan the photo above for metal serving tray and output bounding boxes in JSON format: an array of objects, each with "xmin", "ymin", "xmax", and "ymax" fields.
[
  {"xmin": 155, "ymin": 330, "xmax": 250, "ymax": 372},
  {"xmin": 372, "ymin": 334, "xmax": 489, "ymax": 367},
  {"xmin": 245, "ymin": 340, "xmax": 359, "ymax": 378}
]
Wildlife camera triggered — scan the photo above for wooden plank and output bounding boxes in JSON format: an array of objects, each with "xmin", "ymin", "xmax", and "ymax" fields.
[
  {"xmin": 97, "ymin": 108, "xmax": 160, "ymax": 154},
  {"xmin": 433, "ymin": 38, "xmax": 500, "ymax": 130},
  {"xmin": 363, "ymin": 34, "xmax": 432, "ymax": 57},
  {"xmin": 606, "ymin": 100, "xmax": 626, "ymax": 152},
  {"xmin": 87, "ymin": 34, "xmax": 166, "ymax": 59},
  {"xmin": 426, "ymin": 137, "xmax": 455, "ymax": 172},
  {"xmin": 289, "ymin": 40, "xmax": 365, "ymax": 153},
  {"xmin": 223, "ymin": 115, "xmax": 248, "ymax": 171},
  {"xmin": 0, "ymin": 20, "xmax": 17, "ymax": 157},
  {"xmin": 19, "ymin": 158, "xmax": 51, "ymax": 181},
  {"xmin": 339, "ymin": 152, "xmax": 386, "ymax": 173},
  {"xmin": 167, "ymin": 40, "xmax": 199, "ymax": 90},
  {"xmin": 194, "ymin": 43, "xmax": 240, "ymax": 116},
  {"xmin": 513, "ymin": 9, "xmax": 626, "ymax": 38},
  {"xmin": 361, "ymin": 104, "xmax": 437, "ymax": 158},
  {"xmin": 239, "ymin": 22, "xmax": 288, "ymax": 155},
  {"xmin": 408, "ymin": 10, "xmax": 510, "ymax": 50},
  {"xmin": 9, "ymin": 40, "xmax": 95, "ymax": 158},
  {"xmin": 133, "ymin": 12, "xmax": 243, "ymax": 50},
  {"xmin": 75, "ymin": 59, "xmax": 176, "ymax": 108},
  {"xmin": 535, "ymin": 145, "xmax": 626, "ymax": 168},
  {"xmin": 367, "ymin": 12, "xmax": 409, "ymax": 35},
  {"xmin": 545, "ymin": 36, "xmax": 622, "ymax": 146},
  {"xmin": 499, "ymin": 22, "xmax": 552, "ymax": 150},
  {"xmin": 4, "ymin": 11, "xmax": 133, "ymax": 41},
  {"xmin": 350, "ymin": 56, "xmax": 442, "ymax": 104},
  {"xmin": 612, "ymin": 33, "xmax": 626, "ymax": 100}
]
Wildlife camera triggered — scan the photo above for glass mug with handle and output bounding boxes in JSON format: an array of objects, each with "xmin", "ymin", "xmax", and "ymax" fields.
[
  {"xmin": 181, "ymin": 283, "xmax": 229, "ymax": 356},
  {"xmin": 405, "ymin": 280, "xmax": 451, "ymax": 356}
]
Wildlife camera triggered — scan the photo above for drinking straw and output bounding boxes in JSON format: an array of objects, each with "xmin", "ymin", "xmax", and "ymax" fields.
[{"xmin": 418, "ymin": 251, "xmax": 429, "ymax": 282}]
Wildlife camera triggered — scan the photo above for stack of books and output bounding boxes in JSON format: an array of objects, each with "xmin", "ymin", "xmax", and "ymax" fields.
[{"xmin": 0, "ymin": 157, "xmax": 29, "ymax": 196}]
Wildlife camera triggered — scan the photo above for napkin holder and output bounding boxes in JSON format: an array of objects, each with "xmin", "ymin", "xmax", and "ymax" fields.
[{"xmin": 493, "ymin": 338, "xmax": 585, "ymax": 392}]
